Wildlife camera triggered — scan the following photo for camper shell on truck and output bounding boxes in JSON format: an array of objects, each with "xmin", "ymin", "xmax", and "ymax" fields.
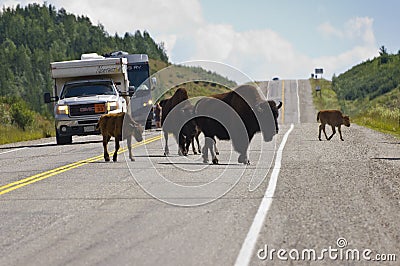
[
  {"xmin": 105, "ymin": 51, "xmax": 155, "ymax": 129},
  {"xmin": 44, "ymin": 53, "xmax": 129, "ymax": 145}
]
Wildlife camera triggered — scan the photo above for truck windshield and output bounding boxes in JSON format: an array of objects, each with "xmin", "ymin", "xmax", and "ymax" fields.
[
  {"xmin": 128, "ymin": 63, "xmax": 150, "ymax": 88},
  {"xmin": 61, "ymin": 82, "xmax": 116, "ymax": 99}
]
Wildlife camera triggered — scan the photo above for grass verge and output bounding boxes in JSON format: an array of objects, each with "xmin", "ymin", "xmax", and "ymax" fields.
[{"xmin": 0, "ymin": 117, "xmax": 54, "ymax": 145}]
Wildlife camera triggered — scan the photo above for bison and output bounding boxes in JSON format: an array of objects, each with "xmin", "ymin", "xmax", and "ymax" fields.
[
  {"xmin": 159, "ymin": 88, "xmax": 200, "ymax": 156},
  {"xmin": 194, "ymin": 84, "xmax": 282, "ymax": 164},
  {"xmin": 317, "ymin": 110, "xmax": 350, "ymax": 141},
  {"xmin": 96, "ymin": 112, "xmax": 143, "ymax": 162}
]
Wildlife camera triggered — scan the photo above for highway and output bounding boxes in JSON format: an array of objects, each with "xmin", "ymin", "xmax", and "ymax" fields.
[{"xmin": 0, "ymin": 80, "xmax": 399, "ymax": 265}]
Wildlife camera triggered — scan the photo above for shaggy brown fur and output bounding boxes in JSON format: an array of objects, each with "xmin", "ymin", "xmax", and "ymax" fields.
[
  {"xmin": 96, "ymin": 112, "xmax": 143, "ymax": 162},
  {"xmin": 317, "ymin": 110, "xmax": 350, "ymax": 141}
]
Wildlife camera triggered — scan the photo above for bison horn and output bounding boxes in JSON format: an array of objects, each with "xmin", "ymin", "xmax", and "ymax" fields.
[{"xmin": 277, "ymin": 101, "xmax": 282, "ymax": 109}]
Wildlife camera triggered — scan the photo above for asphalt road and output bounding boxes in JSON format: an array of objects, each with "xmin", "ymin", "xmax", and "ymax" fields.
[{"xmin": 0, "ymin": 80, "xmax": 399, "ymax": 266}]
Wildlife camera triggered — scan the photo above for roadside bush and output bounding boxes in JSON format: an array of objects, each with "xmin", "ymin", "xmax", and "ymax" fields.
[{"xmin": 9, "ymin": 100, "xmax": 35, "ymax": 131}]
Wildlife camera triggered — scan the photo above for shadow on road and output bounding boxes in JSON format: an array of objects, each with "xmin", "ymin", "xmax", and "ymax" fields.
[
  {"xmin": 372, "ymin": 157, "xmax": 400, "ymax": 161},
  {"xmin": 379, "ymin": 141, "xmax": 400, "ymax": 145},
  {"xmin": 0, "ymin": 140, "xmax": 103, "ymax": 150},
  {"xmin": 158, "ymin": 162, "xmax": 240, "ymax": 166}
]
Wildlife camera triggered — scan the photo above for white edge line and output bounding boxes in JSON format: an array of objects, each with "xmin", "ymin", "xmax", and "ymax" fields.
[
  {"xmin": 296, "ymin": 80, "xmax": 301, "ymax": 124},
  {"xmin": 234, "ymin": 123, "xmax": 295, "ymax": 266},
  {"xmin": 0, "ymin": 147, "xmax": 27, "ymax": 155},
  {"xmin": 0, "ymin": 140, "xmax": 56, "ymax": 156}
]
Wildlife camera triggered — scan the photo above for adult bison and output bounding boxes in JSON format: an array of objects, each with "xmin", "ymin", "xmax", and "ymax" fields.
[
  {"xmin": 159, "ymin": 88, "xmax": 198, "ymax": 156},
  {"xmin": 96, "ymin": 112, "xmax": 143, "ymax": 162},
  {"xmin": 317, "ymin": 110, "xmax": 350, "ymax": 141},
  {"xmin": 194, "ymin": 84, "xmax": 282, "ymax": 164}
]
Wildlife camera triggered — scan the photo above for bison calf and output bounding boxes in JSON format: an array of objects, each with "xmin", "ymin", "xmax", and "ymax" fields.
[
  {"xmin": 96, "ymin": 112, "xmax": 143, "ymax": 162},
  {"xmin": 317, "ymin": 110, "xmax": 350, "ymax": 141}
]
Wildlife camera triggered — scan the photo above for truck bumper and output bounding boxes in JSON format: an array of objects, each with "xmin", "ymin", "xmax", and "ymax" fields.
[{"xmin": 56, "ymin": 119, "xmax": 100, "ymax": 136}]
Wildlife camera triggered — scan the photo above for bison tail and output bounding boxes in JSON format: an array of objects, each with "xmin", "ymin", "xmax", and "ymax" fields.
[{"xmin": 317, "ymin": 111, "xmax": 320, "ymax": 122}]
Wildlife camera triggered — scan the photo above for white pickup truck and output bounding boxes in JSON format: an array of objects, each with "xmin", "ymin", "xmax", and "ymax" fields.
[{"xmin": 44, "ymin": 53, "xmax": 129, "ymax": 145}]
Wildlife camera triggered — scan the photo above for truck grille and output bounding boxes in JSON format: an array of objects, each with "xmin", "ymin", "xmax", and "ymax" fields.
[{"xmin": 69, "ymin": 103, "xmax": 106, "ymax": 117}]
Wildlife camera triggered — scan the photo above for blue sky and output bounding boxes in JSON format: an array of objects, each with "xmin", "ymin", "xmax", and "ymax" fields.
[
  {"xmin": 1, "ymin": 0, "xmax": 399, "ymax": 82},
  {"xmin": 202, "ymin": 0, "xmax": 399, "ymax": 56}
]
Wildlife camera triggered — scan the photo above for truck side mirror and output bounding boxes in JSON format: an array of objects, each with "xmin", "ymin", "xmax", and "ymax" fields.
[
  {"xmin": 44, "ymin": 93, "xmax": 51, "ymax": 103},
  {"xmin": 151, "ymin": 77, "xmax": 157, "ymax": 89},
  {"xmin": 129, "ymin": 86, "xmax": 135, "ymax": 97},
  {"xmin": 44, "ymin": 92, "xmax": 59, "ymax": 103}
]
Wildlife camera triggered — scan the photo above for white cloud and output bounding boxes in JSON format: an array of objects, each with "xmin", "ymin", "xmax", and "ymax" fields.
[
  {"xmin": 317, "ymin": 22, "xmax": 344, "ymax": 38},
  {"xmin": 317, "ymin": 17, "xmax": 375, "ymax": 45},
  {"xmin": 48, "ymin": 0, "xmax": 203, "ymax": 34},
  {"xmin": 345, "ymin": 17, "xmax": 375, "ymax": 44}
]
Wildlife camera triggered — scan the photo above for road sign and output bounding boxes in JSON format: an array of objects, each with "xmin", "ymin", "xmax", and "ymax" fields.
[{"xmin": 315, "ymin": 68, "xmax": 323, "ymax": 74}]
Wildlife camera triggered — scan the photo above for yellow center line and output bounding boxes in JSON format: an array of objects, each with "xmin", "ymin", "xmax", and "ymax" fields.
[
  {"xmin": 0, "ymin": 134, "xmax": 162, "ymax": 196},
  {"xmin": 281, "ymin": 80, "xmax": 285, "ymax": 124}
]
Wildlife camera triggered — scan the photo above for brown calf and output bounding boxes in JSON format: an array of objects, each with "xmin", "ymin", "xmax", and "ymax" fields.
[
  {"xmin": 317, "ymin": 110, "xmax": 350, "ymax": 141},
  {"xmin": 96, "ymin": 112, "xmax": 143, "ymax": 162}
]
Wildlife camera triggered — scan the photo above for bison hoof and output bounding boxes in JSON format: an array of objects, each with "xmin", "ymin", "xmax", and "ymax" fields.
[
  {"xmin": 130, "ymin": 157, "xmax": 135, "ymax": 161},
  {"xmin": 238, "ymin": 155, "xmax": 249, "ymax": 164},
  {"xmin": 212, "ymin": 158, "xmax": 219, "ymax": 164},
  {"xmin": 216, "ymin": 151, "xmax": 220, "ymax": 155},
  {"xmin": 193, "ymin": 151, "xmax": 198, "ymax": 155},
  {"xmin": 105, "ymin": 157, "xmax": 110, "ymax": 162},
  {"xmin": 318, "ymin": 138, "xmax": 322, "ymax": 141},
  {"xmin": 164, "ymin": 151, "xmax": 169, "ymax": 156}
]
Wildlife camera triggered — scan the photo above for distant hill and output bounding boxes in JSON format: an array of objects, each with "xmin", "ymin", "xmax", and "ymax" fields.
[
  {"xmin": 332, "ymin": 53, "xmax": 400, "ymax": 101},
  {"xmin": 151, "ymin": 64, "xmax": 236, "ymax": 100}
]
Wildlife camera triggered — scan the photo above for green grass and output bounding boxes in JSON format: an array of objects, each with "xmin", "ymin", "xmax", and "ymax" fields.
[
  {"xmin": 353, "ymin": 107, "xmax": 399, "ymax": 138},
  {"xmin": 350, "ymin": 88, "xmax": 400, "ymax": 138},
  {"xmin": 0, "ymin": 125, "xmax": 53, "ymax": 145},
  {"xmin": 0, "ymin": 116, "xmax": 54, "ymax": 145},
  {"xmin": 310, "ymin": 78, "xmax": 341, "ymax": 110}
]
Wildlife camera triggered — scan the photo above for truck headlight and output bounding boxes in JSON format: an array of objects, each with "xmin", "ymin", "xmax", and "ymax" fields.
[
  {"xmin": 56, "ymin": 105, "xmax": 69, "ymax": 115},
  {"xmin": 143, "ymin": 99, "xmax": 153, "ymax": 107},
  {"xmin": 106, "ymin": 101, "xmax": 118, "ymax": 112}
]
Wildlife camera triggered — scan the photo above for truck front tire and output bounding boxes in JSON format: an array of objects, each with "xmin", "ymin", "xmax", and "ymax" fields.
[{"xmin": 56, "ymin": 131, "xmax": 72, "ymax": 145}]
